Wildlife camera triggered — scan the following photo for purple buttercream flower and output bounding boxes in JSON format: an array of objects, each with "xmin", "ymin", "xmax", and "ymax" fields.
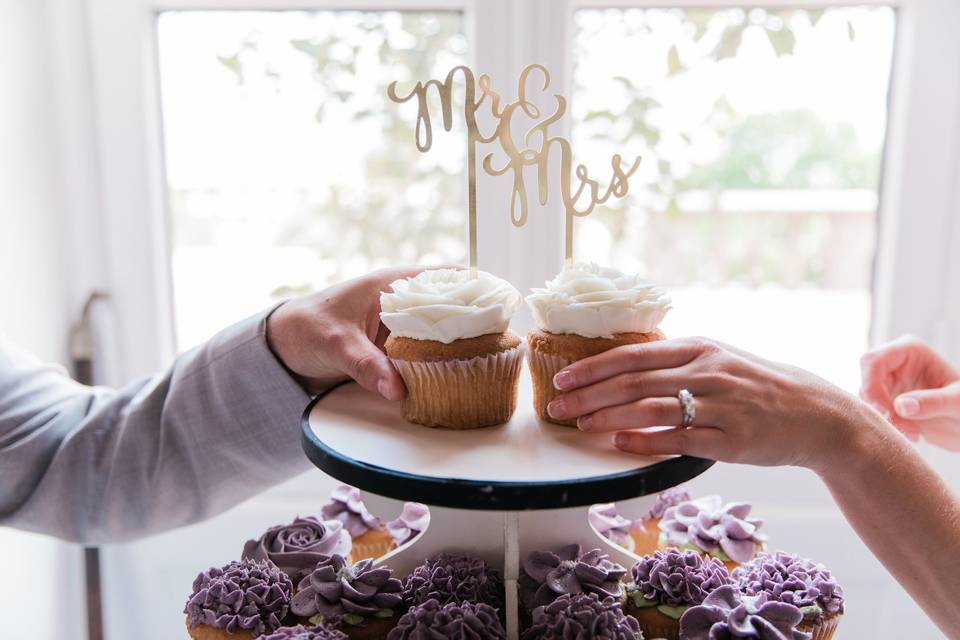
[
  {"xmin": 733, "ymin": 551, "xmax": 844, "ymax": 622},
  {"xmin": 589, "ymin": 503, "xmax": 636, "ymax": 547},
  {"xmin": 386, "ymin": 503, "xmax": 430, "ymax": 546},
  {"xmin": 256, "ymin": 623, "xmax": 347, "ymax": 640},
  {"xmin": 679, "ymin": 585, "xmax": 812, "ymax": 640},
  {"xmin": 645, "ymin": 485, "xmax": 693, "ymax": 520},
  {"xmin": 291, "ymin": 554, "xmax": 403, "ymax": 619},
  {"xmin": 184, "ymin": 559, "xmax": 293, "ymax": 637},
  {"xmin": 659, "ymin": 497, "xmax": 766, "ymax": 564},
  {"xmin": 402, "ymin": 552, "xmax": 503, "ymax": 609},
  {"xmin": 631, "ymin": 549, "xmax": 732, "ymax": 607},
  {"xmin": 521, "ymin": 593, "xmax": 640, "ymax": 640},
  {"xmin": 518, "ymin": 543, "xmax": 626, "ymax": 610},
  {"xmin": 243, "ymin": 516, "xmax": 353, "ymax": 584},
  {"xmin": 386, "ymin": 599, "xmax": 505, "ymax": 640},
  {"xmin": 321, "ymin": 485, "xmax": 382, "ymax": 538}
]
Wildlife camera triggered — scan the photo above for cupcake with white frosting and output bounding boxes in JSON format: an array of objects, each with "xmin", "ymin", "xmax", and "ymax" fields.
[
  {"xmin": 525, "ymin": 263, "xmax": 671, "ymax": 426},
  {"xmin": 380, "ymin": 268, "xmax": 523, "ymax": 429}
]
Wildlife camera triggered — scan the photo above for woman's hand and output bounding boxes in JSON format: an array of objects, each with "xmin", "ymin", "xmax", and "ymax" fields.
[
  {"xmin": 859, "ymin": 335, "xmax": 960, "ymax": 450},
  {"xmin": 549, "ymin": 337, "xmax": 884, "ymax": 473},
  {"xmin": 267, "ymin": 266, "xmax": 428, "ymax": 399}
]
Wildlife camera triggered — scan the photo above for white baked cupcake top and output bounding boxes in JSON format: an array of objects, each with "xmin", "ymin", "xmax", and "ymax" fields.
[
  {"xmin": 380, "ymin": 269, "xmax": 521, "ymax": 344},
  {"xmin": 526, "ymin": 262, "xmax": 671, "ymax": 338}
]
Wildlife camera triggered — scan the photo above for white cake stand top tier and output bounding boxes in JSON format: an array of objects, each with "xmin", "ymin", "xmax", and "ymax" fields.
[{"xmin": 302, "ymin": 367, "xmax": 713, "ymax": 510}]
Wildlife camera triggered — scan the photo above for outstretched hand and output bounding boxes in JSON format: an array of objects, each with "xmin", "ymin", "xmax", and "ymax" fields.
[
  {"xmin": 860, "ymin": 335, "xmax": 960, "ymax": 450},
  {"xmin": 266, "ymin": 266, "xmax": 429, "ymax": 399}
]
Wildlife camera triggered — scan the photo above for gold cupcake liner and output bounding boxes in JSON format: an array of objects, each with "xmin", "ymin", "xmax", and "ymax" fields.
[
  {"xmin": 527, "ymin": 348, "xmax": 575, "ymax": 426},
  {"xmin": 348, "ymin": 528, "xmax": 397, "ymax": 562},
  {"xmin": 628, "ymin": 606, "xmax": 681, "ymax": 640},
  {"xmin": 391, "ymin": 346, "xmax": 523, "ymax": 429},
  {"xmin": 800, "ymin": 613, "xmax": 842, "ymax": 640}
]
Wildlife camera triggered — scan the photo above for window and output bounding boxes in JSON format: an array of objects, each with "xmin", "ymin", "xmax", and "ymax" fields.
[{"xmin": 572, "ymin": 6, "xmax": 895, "ymax": 390}]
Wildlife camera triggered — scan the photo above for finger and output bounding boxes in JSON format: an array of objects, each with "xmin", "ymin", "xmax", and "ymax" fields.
[
  {"xmin": 554, "ymin": 338, "xmax": 710, "ymax": 392},
  {"xmin": 577, "ymin": 396, "xmax": 723, "ymax": 433},
  {"xmin": 336, "ymin": 332, "xmax": 406, "ymax": 401},
  {"xmin": 859, "ymin": 335, "xmax": 923, "ymax": 404},
  {"xmin": 894, "ymin": 382, "xmax": 960, "ymax": 420},
  {"xmin": 613, "ymin": 427, "xmax": 727, "ymax": 459},
  {"xmin": 547, "ymin": 369, "xmax": 696, "ymax": 421}
]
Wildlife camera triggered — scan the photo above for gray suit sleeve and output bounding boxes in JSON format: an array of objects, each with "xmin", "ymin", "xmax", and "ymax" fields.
[{"xmin": 0, "ymin": 308, "xmax": 312, "ymax": 544}]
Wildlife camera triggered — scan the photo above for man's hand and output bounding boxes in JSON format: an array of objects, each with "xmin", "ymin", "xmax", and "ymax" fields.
[
  {"xmin": 266, "ymin": 267, "xmax": 427, "ymax": 399},
  {"xmin": 860, "ymin": 335, "xmax": 960, "ymax": 450}
]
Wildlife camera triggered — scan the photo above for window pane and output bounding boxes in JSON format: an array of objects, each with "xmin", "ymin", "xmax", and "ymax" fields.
[
  {"xmin": 157, "ymin": 11, "xmax": 468, "ymax": 350},
  {"xmin": 573, "ymin": 7, "xmax": 895, "ymax": 390}
]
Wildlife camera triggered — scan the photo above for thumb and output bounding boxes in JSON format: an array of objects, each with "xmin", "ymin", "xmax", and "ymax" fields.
[
  {"xmin": 336, "ymin": 332, "xmax": 406, "ymax": 402},
  {"xmin": 894, "ymin": 382, "xmax": 960, "ymax": 420}
]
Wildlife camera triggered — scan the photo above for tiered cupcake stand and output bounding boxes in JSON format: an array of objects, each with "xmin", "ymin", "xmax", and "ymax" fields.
[{"xmin": 302, "ymin": 367, "xmax": 714, "ymax": 639}]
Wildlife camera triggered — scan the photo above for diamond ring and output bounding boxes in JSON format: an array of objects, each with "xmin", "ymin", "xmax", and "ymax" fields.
[{"xmin": 678, "ymin": 389, "xmax": 695, "ymax": 428}]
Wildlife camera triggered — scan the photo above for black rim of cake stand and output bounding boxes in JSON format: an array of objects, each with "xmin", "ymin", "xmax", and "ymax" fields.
[{"xmin": 301, "ymin": 382, "xmax": 715, "ymax": 511}]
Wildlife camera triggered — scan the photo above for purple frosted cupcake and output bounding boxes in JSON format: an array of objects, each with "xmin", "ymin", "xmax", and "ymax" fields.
[
  {"xmin": 521, "ymin": 593, "xmax": 641, "ymax": 640},
  {"xmin": 589, "ymin": 503, "xmax": 638, "ymax": 551},
  {"xmin": 679, "ymin": 585, "xmax": 811, "ymax": 640},
  {"xmin": 402, "ymin": 552, "xmax": 503, "ymax": 609},
  {"xmin": 243, "ymin": 516, "xmax": 352, "ymax": 583},
  {"xmin": 291, "ymin": 555, "xmax": 403, "ymax": 640},
  {"xmin": 256, "ymin": 624, "xmax": 346, "ymax": 640},
  {"xmin": 322, "ymin": 486, "xmax": 395, "ymax": 561},
  {"xmin": 386, "ymin": 599, "xmax": 505, "ymax": 639},
  {"xmin": 518, "ymin": 544, "xmax": 627, "ymax": 612},
  {"xmin": 733, "ymin": 551, "xmax": 844, "ymax": 640},
  {"xmin": 631, "ymin": 486, "xmax": 692, "ymax": 554},
  {"xmin": 626, "ymin": 549, "xmax": 732, "ymax": 640},
  {"xmin": 184, "ymin": 559, "xmax": 293, "ymax": 640},
  {"xmin": 659, "ymin": 497, "xmax": 766, "ymax": 570},
  {"xmin": 386, "ymin": 502, "xmax": 430, "ymax": 547}
]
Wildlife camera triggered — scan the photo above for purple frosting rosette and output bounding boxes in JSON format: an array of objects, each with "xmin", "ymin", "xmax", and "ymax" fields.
[
  {"xmin": 521, "ymin": 593, "xmax": 640, "ymax": 640},
  {"xmin": 321, "ymin": 485, "xmax": 382, "ymax": 538},
  {"xmin": 386, "ymin": 599, "xmax": 505, "ymax": 640},
  {"xmin": 733, "ymin": 551, "xmax": 844, "ymax": 623},
  {"xmin": 243, "ymin": 516, "xmax": 353, "ymax": 583},
  {"xmin": 402, "ymin": 552, "xmax": 503, "ymax": 609},
  {"xmin": 291, "ymin": 554, "xmax": 403, "ymax": 621},
  {"xmin": 630, "ymin": 549, "xmax": 732, "ymax": 612},
  {"xmin": 589, "ymin": 503, "xmax": 636, "ymax": 547},
  {"xmin": 659, "ymin": 496, "xmax": 766, "ymax": 564},
  {"xmin": 386, "ymin": 502, "xmax": 430, "ymax": 546},
  {"xmin": 518, "ymin": 543, "xmax": 627, "ymax": 610},
  {"xmin": 256, "ymin": 623, "xmax": 347, "ymax": 640},
  {"xmin": 645, "ymin": 485, "xmax": 693, "ymax": 521},
  {"xmin": 680, "ymin": 585, "xmax": 812, "ymax": 640},
  {"xmin": 184, "ymin": 559, "xmax": 293, "ymax": 637}
]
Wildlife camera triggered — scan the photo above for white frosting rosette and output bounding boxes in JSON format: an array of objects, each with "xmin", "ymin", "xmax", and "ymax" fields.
[
  {"xmin": 526, "ymin": 262, "xmax": 671, "ymax": 338},
  {"xmin": 380, "ymin": 268, "xmax": 521, "ymax": 344}
]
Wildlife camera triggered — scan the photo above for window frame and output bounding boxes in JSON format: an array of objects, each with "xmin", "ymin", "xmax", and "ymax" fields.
[{"xmin": 79, "ymin": 0, "xmax": 960, "ymax": 380}]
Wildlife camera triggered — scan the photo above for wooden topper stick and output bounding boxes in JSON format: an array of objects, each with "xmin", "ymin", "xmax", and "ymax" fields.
[{"xmin": 388, "ymin": 64, "xmax": 640, "ymax": 271}]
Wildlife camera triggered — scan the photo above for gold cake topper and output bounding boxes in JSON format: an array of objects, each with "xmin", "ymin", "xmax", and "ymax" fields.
[{"xmin": 387, "ymin": 64, "xmax": 640, "ymax": 275}]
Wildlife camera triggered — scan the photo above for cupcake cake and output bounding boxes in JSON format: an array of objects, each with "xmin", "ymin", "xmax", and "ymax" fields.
[
  {"xmin": 184, "ymin": 559, "xmax": 293, "ymax": 640},
  {"xmin": 659, "ymin": 496, "xmax": 766, "ymax": 571},
  {"xmin": 321, "ymin": 485, "xmax": 395, "ymax": 562},
  {"xmin": 386, "ymin": 502, "xmax": 430, "ymax": 547},
  {"xmin": 632, "ymin": 486, "xmax": 692, "ymax": 554},
  {"xmin": 380, "ymin": 268, "xmax": 523, "ymax": 429},
  {"xmin": 626, "ymin": 549, "xmax": 732, "ymax": 640},
  {"xmin": 257, "ymin": 624, "xmax": 347, "ymax": 640},
  {"xmin": 733, "ymin": 551, "xmax": 844, "ymax": 640},
  {"xmin": 588, "ymin": 503, "xmax": 638, "ymax": 552},
  {"xmin": 290, "ymin": 554, "xmax": 403, "ymax": 640},
  {"xmin": 518, "ymin": 544, "xmax": 627, "ymax": 612},
  {"xmin": 402, "ymin": 552, "xmax": 503, "ymax": 609},
  {"xmin": 525, "ymin": 262, "xmax": 671, "ymax": 426},
  {"xmin": 387, "ymin": 599, "xmax": 506, "ymax": 639},
  {"xmin": 521, "ymin": 593, "xmax": 642, "ymax": 640},
  {"xmin": 679, "ymin": 586, "xmax": 812, "ymax": 640},
  {"xmin": 243, "ymin": 516, "xmax": 352, "ymax": 583}
]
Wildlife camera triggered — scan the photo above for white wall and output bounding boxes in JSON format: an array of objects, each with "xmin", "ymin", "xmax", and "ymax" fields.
[{"xmin": 0, "ymin": 0, "xmax": 86, "ymax": 636}]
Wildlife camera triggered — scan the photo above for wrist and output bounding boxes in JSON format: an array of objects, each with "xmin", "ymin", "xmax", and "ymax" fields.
[
  {"xmin": 266, "ymin": 301, "xmax": 345, "ymax": 395},
  {"xmin": 811, "ymin": 397, "xmax": 894, "ymax": 480}
]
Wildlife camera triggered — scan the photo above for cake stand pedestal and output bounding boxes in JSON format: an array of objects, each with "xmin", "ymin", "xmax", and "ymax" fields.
[{"xmin": 302, "ymin": 368, "xmax": 714, "ymax": 639}]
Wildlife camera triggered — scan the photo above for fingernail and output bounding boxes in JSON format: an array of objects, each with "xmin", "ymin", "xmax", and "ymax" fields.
[
  {"xmin": 895, "ymin": 396, "xmax": 920, "ymax": 417},
  {"xmin": 578, "ymin": 415, "xmax": 593, "ymax": 431},
  {"xmin": 377, "ymin": 378, "xmax": 391, "ymax": 399},
  {"xmin": 613, "ymin": 433, "xmax": 630, "ymax": 448},
  {"xmin": 554, "ymin": 370, "xmax": 574, "ymax": 391},
  {"xmin": 547, "ymin": 398, "xmax": 566, "ymax": 419}
]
